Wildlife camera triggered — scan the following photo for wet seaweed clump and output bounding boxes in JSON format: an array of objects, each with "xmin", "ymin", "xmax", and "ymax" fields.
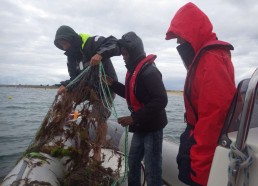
[
  {"xmin": 64, "ymin": 161, "xmax": 119, "ymax": 186},
  {"xmin": 22, "ymin": 67, "xmax": 124, "ymax": 186}
]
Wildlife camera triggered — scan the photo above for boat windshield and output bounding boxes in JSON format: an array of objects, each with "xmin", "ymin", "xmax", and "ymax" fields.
[
  {"xmin": 219, "ymin": 70, "xmax": 258, "ymax": 148},
  {"xmin": 221, "ymin": 79, "xmax": 249, "ymax": 134},
  {"xmin": 250, "ymin": 90, "xmax": 258, "ymax": 128}
]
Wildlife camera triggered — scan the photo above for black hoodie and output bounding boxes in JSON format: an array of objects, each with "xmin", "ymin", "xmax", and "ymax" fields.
[
  {"xmin": 111, "ymin": 32, "xmax": 168, "ymax": 133},
  {"xmin": 54, "ymin": 25, "xmax": 119, "ymax": 92}
]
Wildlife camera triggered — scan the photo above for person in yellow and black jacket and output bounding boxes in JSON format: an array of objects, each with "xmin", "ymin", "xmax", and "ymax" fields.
[
  {"xmin": 104, "ymin": 32, "xmax": 168, "ymax": 186},
  {"xmin": 54, "ymin": 25, "xmax": 120, "ymax": 161}
]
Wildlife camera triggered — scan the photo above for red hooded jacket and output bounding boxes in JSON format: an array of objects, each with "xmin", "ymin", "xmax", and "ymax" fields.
[{"xmin": 166, "ymin": 3, "xmax": 236, "ymax": 185}]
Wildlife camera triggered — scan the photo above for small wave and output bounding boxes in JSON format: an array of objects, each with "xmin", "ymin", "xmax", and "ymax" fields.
[
  {"xmin": 4, "ymin": 106, "xmax": 26, "ymax": 109},
  {"xmin": 0, "ymin": 152, "xmax": 23, "ymax": 180},
  {"xmin": 0, "ymin": 152, "xmax": 22, "ymax": 159}
]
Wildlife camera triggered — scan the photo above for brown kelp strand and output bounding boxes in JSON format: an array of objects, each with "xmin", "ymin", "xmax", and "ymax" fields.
[{"xmin": 21, "ymin": 68, "xmax": 123, "ymax": 186}]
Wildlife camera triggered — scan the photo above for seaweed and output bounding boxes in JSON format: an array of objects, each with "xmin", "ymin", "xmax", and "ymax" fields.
[{"xmin": 17, "ymin": 67, "xmax": 124, "ymax": 186}]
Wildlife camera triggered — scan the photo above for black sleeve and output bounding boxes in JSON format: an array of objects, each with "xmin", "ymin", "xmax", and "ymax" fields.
[
  {"xmin": 60, "ymin": 57, "xmax": 78, "ymax": 86},
  {"xmin": 93, "ymin": 36, "xmax": 121, "ymax": 59},
  {"xmin": 60, "ymin": 80, "xmax": 70, "ymax": 86},
  {"xmin": 67, "ymin": 57, "xmax": 78, "ymax": 80},
  {"xmin": 110, "ymin": 81, "xmax": 126, "ymax": 98},
  {"xmin": 131, "ymin": 65, "xmax": 168, "ymax": 124}
]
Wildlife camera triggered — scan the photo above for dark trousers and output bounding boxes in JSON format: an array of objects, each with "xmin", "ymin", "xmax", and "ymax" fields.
[
  {"xmin": 128, "ymin": 129, "xmax": 163, "ymax": 186},
  {"xmin": 177, "ymin": 125, "xmax": 202, "ymax": 186}
]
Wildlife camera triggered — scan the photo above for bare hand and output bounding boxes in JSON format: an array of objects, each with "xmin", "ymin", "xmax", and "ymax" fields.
[
  {"xmin": 101, "ymin": 75, "xmax": 114, "ymax": 86},
  {"xmin": 58, "ymin": 85, "xmax": 67, "ymax": 95},
  {"xmin": 117, "ymin": 116, "xmax": 134, "ymax": 127},
  {"xmin": 90, "ymin": 54, "xmax": 102, "ymax": 66}
]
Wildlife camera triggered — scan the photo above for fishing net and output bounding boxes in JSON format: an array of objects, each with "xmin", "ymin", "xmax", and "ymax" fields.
[{"xmin": 23, "ymin": 64, "xmax": 127, "ymax": 186}]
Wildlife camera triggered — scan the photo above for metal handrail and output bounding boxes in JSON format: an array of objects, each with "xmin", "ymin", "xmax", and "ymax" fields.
[{"xmin": 235, "ymin": 68, "xmax": 258, "ymax": 151}]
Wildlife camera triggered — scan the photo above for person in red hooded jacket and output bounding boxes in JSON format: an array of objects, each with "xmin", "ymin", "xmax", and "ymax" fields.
[{"xmin": 165, "ymin": 2, "xmax": 236, "ymax": 186}]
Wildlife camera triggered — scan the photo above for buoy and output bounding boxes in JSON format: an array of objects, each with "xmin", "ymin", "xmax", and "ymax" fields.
[{"xmin": 8, "ymin": 96, "xmax": 12, "ymax": 100}]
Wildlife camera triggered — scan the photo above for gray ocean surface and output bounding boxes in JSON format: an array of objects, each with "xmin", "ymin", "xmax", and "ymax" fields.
[{"xmin": 0, "ymin": 87, "xmax": 185, "ymax": 180}]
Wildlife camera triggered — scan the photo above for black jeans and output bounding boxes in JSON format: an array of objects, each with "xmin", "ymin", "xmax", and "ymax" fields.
[{"xmin": 177, "ymin": 125, "xmax": 201, "ymax": 186}]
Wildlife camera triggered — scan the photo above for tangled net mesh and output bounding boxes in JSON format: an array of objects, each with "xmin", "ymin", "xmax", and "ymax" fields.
[{"xmin": 23, "ymin": 66, "xmax": 124, "ymax": 186}]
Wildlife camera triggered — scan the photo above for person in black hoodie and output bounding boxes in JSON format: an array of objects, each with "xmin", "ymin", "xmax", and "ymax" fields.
[
  {"xmin": 104, "ymin": 32, "xmax": 168, "ymax": 186},
  {"xmin": 54, "ymin": 25, "xmax": 120, "ymax": 161}
]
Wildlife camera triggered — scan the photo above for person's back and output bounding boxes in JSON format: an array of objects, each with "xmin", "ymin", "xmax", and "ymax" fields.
[{"xmin": 165, "ymin": 3, "xmax": 236, "ymax": 185}]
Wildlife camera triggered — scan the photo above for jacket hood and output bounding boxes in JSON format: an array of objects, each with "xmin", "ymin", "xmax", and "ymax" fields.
[
  {"xmin": 118, "ymin": 32, "xmax": 146, "ymax": 69},
  {"xmin": 54, "ymin": 25, "xmax": 81, "ymax": 50},
  {"xmin": 165, "ymin": 2, "xmax": 217, "ymax": 52}
]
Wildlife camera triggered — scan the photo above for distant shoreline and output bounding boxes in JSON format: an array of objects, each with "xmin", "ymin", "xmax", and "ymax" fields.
[
  {"xmin": 0, "ymin": 84, "xmax": 183, "ymax": 95},
  {"xmin": 166, "ymin": 90, "xmax": 183, "ymax": 96},
  {"xmin": 0, "ymin": 84, "xmax": 58, "ymax": 89}
]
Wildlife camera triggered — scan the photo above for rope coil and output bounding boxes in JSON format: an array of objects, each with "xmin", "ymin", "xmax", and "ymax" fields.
[{"xmin": 228, "ymin": 142, "xmax": 254, "ymax": 186}]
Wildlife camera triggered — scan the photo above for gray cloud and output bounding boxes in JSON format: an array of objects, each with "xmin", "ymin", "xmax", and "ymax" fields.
[{"xmin": 0, "ymin": 0, "xmax": 257, "ymax": 90}]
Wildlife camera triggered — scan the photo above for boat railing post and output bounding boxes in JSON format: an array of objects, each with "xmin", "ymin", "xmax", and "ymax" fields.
[
  {"xmin": 235, "ymin": 68, "xmax": 258, "ymax": 151},
  {"xmin": 233, "ymin": 68, "xmax": 258, "ymax": 184}
]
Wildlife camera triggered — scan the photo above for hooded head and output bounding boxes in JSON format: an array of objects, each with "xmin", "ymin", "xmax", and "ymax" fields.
[
  {"xmin": 118, "ymin": 32, "xmax": 146, "ymax": 70},
  {"xmin": 54, "ymin": 25, "xmax": 82, "ymax": 56},
  {"xmin": 165, "ymin": 2, "xmax": 217, "ymax": 53}
]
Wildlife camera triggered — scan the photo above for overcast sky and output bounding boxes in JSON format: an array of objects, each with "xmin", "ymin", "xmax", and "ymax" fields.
[{"xmin": 0, "ymin": 0, "xmax": 257, "ymax": 90}]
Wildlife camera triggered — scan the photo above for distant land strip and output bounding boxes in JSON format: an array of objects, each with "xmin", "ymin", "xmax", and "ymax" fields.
[
  {"xmin": 166, "ymin": 90, "xmax": 183, "ymax": 95},
  {"xmin": 0, "ymin": 84, "xmax": 59, "ymax": 89},
  {"xmin": 0, "ymin": 84, "xmax": 183, "ymax": 95}
]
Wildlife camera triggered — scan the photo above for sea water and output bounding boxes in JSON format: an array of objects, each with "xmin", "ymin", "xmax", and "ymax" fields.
[{"xmin": 0, "ymin": 87, "xmax": 185, "ymax": 179}]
